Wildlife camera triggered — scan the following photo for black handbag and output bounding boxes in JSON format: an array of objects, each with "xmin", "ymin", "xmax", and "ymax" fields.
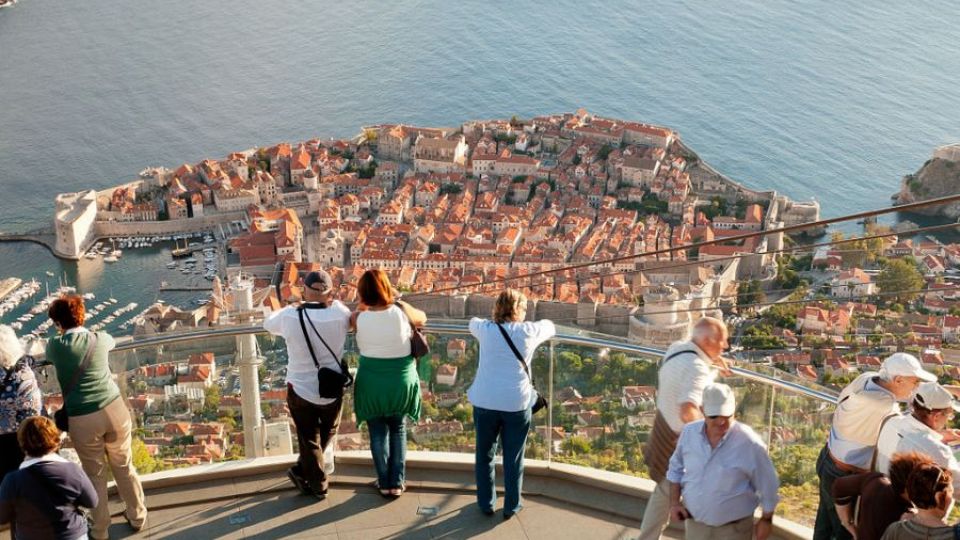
[
  {"xmin": 397, "ymin": 302, "xmax": 430, "ymax": 359},
  {"xmin": 298, "ymin": 306, "xmax": 353, "ymax": 400},
  {"xmin": 54, "ymin": 333, "xmax": 99, "ymax": 432},
  {"xmin": 495, "ymin": 323, "xmax": 548, "ymax": 414}
]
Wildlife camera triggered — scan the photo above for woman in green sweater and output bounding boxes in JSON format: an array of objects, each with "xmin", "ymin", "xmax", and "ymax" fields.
[
  {"xmin": 351, "ymin": 269, "xmax": 425, "ymax": 498},
  {"xmin": 46, "ymin": 295, "xmax": 147, "ymax": 540}
]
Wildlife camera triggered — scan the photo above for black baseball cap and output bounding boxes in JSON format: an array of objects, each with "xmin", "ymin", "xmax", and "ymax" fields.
[{"xmin": 303, "ymin": 270, "xmax": 333, "ymax": 293}]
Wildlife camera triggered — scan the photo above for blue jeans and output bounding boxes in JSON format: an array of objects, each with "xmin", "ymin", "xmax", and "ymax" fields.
[
  {"xmin": 367, "ymin": 415, "xmax": 407, "ymax": 489},
  {"xmin": 473, "ymin": 405, "xmax": 531, "ymax": 515}
]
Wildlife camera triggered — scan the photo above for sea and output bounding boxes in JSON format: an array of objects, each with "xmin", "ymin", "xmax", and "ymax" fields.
[{"xmin": 0, "ymin": 0, "xmax": 959, "ymax": 335}]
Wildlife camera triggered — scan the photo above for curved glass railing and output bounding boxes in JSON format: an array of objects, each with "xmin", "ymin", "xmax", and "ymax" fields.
[{"xmin": 32, "ymin": 321, "xmax": 837, "ymax": 527}]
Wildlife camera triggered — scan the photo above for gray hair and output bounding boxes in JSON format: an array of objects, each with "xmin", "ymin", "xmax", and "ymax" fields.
[
  {"xmin": 691, "ymin": 316, "xmax": 726, "ymax": 343},
  {"xmin": 0, "ymin": 325, "xmax": 25, "ymax": 370}
]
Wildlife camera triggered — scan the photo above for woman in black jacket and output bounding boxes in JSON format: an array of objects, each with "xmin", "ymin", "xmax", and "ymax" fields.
[{"xmin": 0, "ymin": 416, "xmax": 98, "ymax": 540}]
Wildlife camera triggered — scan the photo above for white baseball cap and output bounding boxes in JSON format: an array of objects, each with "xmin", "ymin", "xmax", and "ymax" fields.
[
  {"xmin": 702, "ymin": 383, "xmax": 736, "ymax": 417},
  {"xmin": 880, "ymin": 353, "xmax": 936, "ymax": 382},
  {"xmin": 914, "ymin": 382, "xmax": 960, "ymax": 412}
]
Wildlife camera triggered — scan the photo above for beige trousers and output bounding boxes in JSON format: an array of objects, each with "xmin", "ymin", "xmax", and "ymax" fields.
[
  {"xmin": 637, "ymin": 478, "xmax": 672, "ymax": 540},
  {"xmin": 685, "ymin": 515, "xmax": 754, "ymax": 540},
  {"xmin": 70, "ymin": 397, "xmax": 147, "ymax": 539}
]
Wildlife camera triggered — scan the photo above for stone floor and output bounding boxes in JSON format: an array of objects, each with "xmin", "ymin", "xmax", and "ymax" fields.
[{"xmin": 70, "ymin": 472, "xmax": 658, "ymax": 540}]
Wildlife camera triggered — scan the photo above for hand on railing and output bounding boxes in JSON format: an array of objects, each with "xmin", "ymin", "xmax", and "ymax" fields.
[
  {"xmin": 940, "ymin": 428, "xmax": 960, "ymax": 444},
  {"xmin": 714, "ymin": 356, "xmax": 734, "ymax": 377}
]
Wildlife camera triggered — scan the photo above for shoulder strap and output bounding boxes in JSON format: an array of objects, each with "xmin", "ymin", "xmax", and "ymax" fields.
[
  {"xmin": 660, "ymin": 349, "xmax": 697, "ymax": 366},
  {"xmin": 870, "ymin": 412, "xmax": 901, "ymax": 472},
  {"xmin": 395, "ymin": 301, "xmax": 416, "ymax": 330},
  {"xmin": 496, "ymin": 322, "xmax": 533, "ymax": 382},
  {"xmin": 62, "ymin": 333, "xmax": 98, "ymax": 400},
  {"xmin": 298, "ymin": 307, "xmax": 348, "ymax": 377}
]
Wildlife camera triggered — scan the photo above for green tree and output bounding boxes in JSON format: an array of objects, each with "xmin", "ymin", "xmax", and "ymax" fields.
[
  {"xmin": 132, "ymin": 438, "xmax": 160, "ymax": 474},
  {"xmin": 738, "ymin": 280, "xmax": 766, "ymax": 309},
  {"xmin": 562, "ymin": 435, "xmax": 593, "ymax": 455},
  {"xmin": 202, "ymin": 385, "xmax": 221, "ymax": 419},
  {"xmin": 877, "ymin": 259, "xmax": 924, "ymax": 304}
]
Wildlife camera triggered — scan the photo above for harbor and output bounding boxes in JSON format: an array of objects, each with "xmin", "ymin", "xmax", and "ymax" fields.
[{"xmin": 0, "ymin": 231, "xmax": 230, "ymax": 341}]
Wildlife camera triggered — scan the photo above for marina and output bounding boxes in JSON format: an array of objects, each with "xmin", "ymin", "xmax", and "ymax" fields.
[{"xmin": 0, "ymin": 231, "xmax": 224, "ymax": 341}]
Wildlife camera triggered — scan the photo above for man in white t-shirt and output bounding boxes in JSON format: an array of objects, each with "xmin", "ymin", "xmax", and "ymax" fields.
[
  {"xmin": 875, "ymin": 382, "xmax": 960, "ymax": 490},
  {"xmin": 637, "ymin": 317, "xmax": 731, "ymax": 540},
  {"xmin": 814, "ymin": 352, "xmax": 934, "ymax": 540},
  {"xmin": 263, "ymin": 270, "xmax": 351, "ymax": 500}
]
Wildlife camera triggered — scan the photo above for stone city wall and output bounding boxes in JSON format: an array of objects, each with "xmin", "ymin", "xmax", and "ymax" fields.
[{"xmin": 93, "ymin": 211, "xmax": 247, "ymax": 238}]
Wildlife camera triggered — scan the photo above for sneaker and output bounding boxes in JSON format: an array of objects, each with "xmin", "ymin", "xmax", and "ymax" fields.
[
  {"xmin": 480, "ymin": 507, "xmax": 495, "ymax": 516},
  {"xmin": 287, "ymin": 468, "xmax": 309, "ymax": 495}
]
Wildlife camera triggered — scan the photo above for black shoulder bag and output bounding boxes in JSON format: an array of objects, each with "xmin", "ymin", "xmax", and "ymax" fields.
[
  {"xmin": 298, "ymin": 306, "xmax": 353, "ymax": 400},
  {"xmin": 54, "ymin": 333, "xmax": 98, "ymax": 432},
  {"xmin": 496, "ymin": 322, "xmax": 548, "ymax": 414}
]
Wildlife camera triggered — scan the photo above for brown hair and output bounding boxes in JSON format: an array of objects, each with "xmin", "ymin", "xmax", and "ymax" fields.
[
  {"xmin": 493, "ymin": 289, "xmax": 527, "ymax": 323},
  {"xmin": 48, "ymin": 295, "xmax": 85, "ymax": 329},
  {"xmin": 18, "ymin": 416, "xmax": 61, "ymax": 457},
  {"xmin": 357, "ymin": 269, "xmax": 395, "ymax": 307},
  {"xmin": 889, "ymin": 452, "xmax": 935, "ymax": 496},
  {"xmin": 906, "ymin": 463, "xmax": 952, "ymax": 509}
]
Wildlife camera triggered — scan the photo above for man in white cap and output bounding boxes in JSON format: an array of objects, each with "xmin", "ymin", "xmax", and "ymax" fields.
[
  {"xmin": 814, "ymin": 352, "xmax": 935, "ymax": 540},
  {"xmin": 263, "ymin": 269, "xmax": 351, "ymax": 500},
  {"xmin": 666, "ymin": 383, "xmax": 780, "ymax": 540},
  {"xmin": 874, "ymin": 382, "xmax": 960, "ymax": 490}
]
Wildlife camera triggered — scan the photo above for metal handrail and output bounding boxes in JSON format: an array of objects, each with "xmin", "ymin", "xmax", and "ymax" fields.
[{"xmin": 68, "ymin": 321, "xmax": 839, "ymax": 405}]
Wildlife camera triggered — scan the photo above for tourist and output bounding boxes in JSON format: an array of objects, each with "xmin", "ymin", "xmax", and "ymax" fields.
[
  {"xmin": 264, "ymin": 269, "xmax": 351, "ymax": 500},
  {"xmin": 0, "ymin": 416, "xmax": 98, "ymax": 540},
  {"xmin": 351, "ymin": 269, "xmax": 425, "ymax": 497},
  {"xmin": 666, "ymin": 383, "xmax": 779, "ymax": 540},
  {"xmin": 814, "ymin": 352, "xmax": 934, "ymax": 540},
  {"xmin": 833, "ymin": 451, "xmax": 933, "ymax": 540},
  {"xmin": 638, "ymin": 316, "xmax": 731, "ymax": 540},
  {"xmin": 467, "ymin": 289, "xmax": 555, "ymax": 519},
  {"xmin": 880, "ymin": 463, "xmax": 954, "ymax": 540},
  {"xmin": 0, "ymin": 325, "xmax": 41, "ymax": 484},
  {"xmin": 46, "ymin": 295, "xmax": 147, "ymax": 539},
  {"xmin": 875, "ymin": 382, "xmax": 960, "ymax": 489}
]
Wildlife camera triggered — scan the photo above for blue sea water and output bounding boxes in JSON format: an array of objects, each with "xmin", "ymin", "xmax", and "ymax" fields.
[{"xmin": 0, "ymin": 0, "xmax": 958, "ymax": 327}]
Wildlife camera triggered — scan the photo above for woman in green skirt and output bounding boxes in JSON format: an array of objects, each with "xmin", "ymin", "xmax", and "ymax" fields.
[{"xmin": 352, "ymin": 269, "xmax": 426, "ymax": 497}]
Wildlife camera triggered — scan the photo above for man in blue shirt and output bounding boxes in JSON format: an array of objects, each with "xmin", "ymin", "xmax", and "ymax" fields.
[{"xmin": 666, "ymin": 383, "xmax": 780, "ymax": 540}]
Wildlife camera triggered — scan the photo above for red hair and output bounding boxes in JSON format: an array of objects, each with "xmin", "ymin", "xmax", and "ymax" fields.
[
  {"xmin": 357, "ymin": 269, "xmax": 395, "ymax": 307},
  {"xmin": 48, "ymin": 295, "xmax": 85, "ymax": 329}
]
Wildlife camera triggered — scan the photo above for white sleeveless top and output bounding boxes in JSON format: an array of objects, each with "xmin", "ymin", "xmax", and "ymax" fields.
[{"xmin": 356, "ymin": 305, "xmax": 413, "ymax": 358}]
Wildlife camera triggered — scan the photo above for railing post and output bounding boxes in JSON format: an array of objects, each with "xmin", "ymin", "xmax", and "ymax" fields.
[
  {"xmin": 233, "ymin": 278, "xmax": 263, "ymax": 458},
  {"xmin": 547, "ymin": 339, "xmax": 555, "ymax": 463},
  {"xmin": 766, "ymin": 386, "xmax": 776, "ymax": 449}
]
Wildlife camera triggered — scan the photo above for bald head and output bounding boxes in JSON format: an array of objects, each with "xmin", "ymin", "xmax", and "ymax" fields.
[{"xmin": 691, "ymin": 317, "xmax": 729, "ymax": 360}]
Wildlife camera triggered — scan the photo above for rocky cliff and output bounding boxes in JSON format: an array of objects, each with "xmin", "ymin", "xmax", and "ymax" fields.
[{"xmin": 892, "ymin": 145, "xmax": 960, "ymax": 218}]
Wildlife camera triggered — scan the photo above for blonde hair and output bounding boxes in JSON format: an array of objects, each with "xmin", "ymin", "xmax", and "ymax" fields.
[
  {"xmin": 0, "ymin": 324, "xmax": 24, "ymax": 370},
  {"xmin": 493, "ymin": 289, "xmax": 527, "ymax": 323}
]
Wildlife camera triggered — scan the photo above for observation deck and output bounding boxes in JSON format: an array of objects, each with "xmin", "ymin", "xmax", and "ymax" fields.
[{"xmin": 9, "ymin": 322, "xmax": 834, "ymax": 539}]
